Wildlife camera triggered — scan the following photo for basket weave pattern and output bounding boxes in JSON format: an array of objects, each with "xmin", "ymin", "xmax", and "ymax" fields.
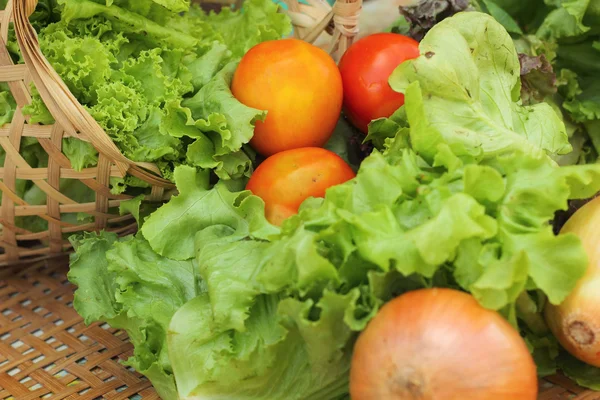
[
  {"xmin": 0, "ymin": 0, "xmax": 184, "ymax": 265},
  {"xmin": 0, "ymin": 258, "xmax": 158, "ymax": 399},
  {"xmin": 0, "ymin": 258, "xmax": 597, "ymax": 399}
]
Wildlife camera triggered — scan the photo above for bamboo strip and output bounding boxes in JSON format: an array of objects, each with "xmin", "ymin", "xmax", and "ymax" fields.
[
  {"xmin": 0, "ymin": 166, "xmax": 124, "ymax": 179},
  {"xmin": 14, "ymin": 200, "xmax": 124, "ymax": 217},
  {"xmin": 0, "ymin": 64, "xmax": 27, "ymax": 81},
  {"xmin": 47, "ymin": 123, "xmax": 62, "ymax": 252}
]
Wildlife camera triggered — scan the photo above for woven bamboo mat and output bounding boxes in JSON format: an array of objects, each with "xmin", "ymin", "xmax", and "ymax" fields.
[
  {"xmin": 0, "ymin": 257, "xmax": 598, "ymax": 399},
  {"xmin": 0, "ymin": 258, "xmax": 158, "ymax": 399}
]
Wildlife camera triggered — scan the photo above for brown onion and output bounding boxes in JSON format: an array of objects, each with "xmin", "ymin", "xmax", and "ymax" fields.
[
  {"xmin": 350, "ymin": 288, "xmax": 538, "ymax": 400},
  {"xmin": 546, "ymin": 196, "xmax": 600, "ymax": 367}
]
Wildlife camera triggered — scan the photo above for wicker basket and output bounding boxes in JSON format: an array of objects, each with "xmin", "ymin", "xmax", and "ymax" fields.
[
  {"xmin": 0, "ymin": 0, "xmax": 363, "ymax": 265},
  {"xmin": 0, "ymin": 257, "xmax": 598, "ymax": 399}
]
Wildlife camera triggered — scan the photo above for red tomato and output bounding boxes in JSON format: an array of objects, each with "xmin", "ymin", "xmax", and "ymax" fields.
[
  {"xmin": 246, "ymin": 147, "xmax": 355, "ymax": 225},
  {"xmin": 339, "ymin": 33, "xmax": 420, "ymax": 133},
  {"xmin": 232, "ymin": 39, "xmax": 343, "ymax": 157}
]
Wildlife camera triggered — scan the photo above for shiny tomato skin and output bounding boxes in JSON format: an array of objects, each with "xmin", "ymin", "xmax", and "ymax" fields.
[
  {"xmin": 246, "ymin": 147, "xmax": 355, "ymax": 225},
  {"xmin": 232, "ymin": 39, "xmax": 343, "ymax": 157},
  {"xmin": 339, "ymin": 33, "xmax": 420, "ymax": 133}
]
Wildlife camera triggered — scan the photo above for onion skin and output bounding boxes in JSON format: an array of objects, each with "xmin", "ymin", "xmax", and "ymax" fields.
[
  {"xmin": 350, "ymin": 288, "xmax": 538, "ymax": 400},
  {"xmin": 545, "ymin": 196, "xmax": 600, "ymax": 367}
]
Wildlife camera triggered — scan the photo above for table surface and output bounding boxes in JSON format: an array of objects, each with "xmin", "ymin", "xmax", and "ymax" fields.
[{"xmin": 1, "ymin": 257, "xmax": 599, "ymax": 399}]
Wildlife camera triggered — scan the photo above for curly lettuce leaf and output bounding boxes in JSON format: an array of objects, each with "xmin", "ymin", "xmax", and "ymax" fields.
[
  {"xmin": 563, "ymin": 74, "xmax": 600, "ymax": 123},
  {"xmin": 69, "ymin": 231, "xmax": 200, "ymax": 400},
  {"xmin": 537, "ymin": 0, "xmax": 591, "ymax": 39},
  {"xmin": 548, "ymin": 39, "xmax": 600, "ymax": 166},
  {"xmin": 160, "ymin": 133, "xmax": 600, "ymax": 397},
  {"xmin": 204, "ymin": 0, "xmax": 292, "ymax": 58},
  {"xmin": 0, "ymin": 84, "xmax": 16, "ymax": 126},
  {"xmin": 62, "ymin": 138, "xmax": 99, "ymax": 171},
  {"xmin": 58, "ymin": 0, "xmax": 198, "ymax": 48},
  {"xmin": 168, "ymin": 292, "xmax": 352, "ymax": 400},
  {"xmin": 141, "ymin": 166, "xmax": 277, "ymax": 260},
  {"xmin": 69, "ymin": 100, "xmax": 600, "ymax": 400},
  {"xmin": 179, "ymin": 62, "xmax": 266, "ymax": 157},
  {"xmin": 68, "ymin": 232, "xmax": 121, "ymax": 324}
]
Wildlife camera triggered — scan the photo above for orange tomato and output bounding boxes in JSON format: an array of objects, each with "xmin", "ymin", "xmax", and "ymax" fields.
[
  {"xmin": 350, "ymin": 288, "xmax": 538, "ymax": 400},
  {"xmin": 232, "ymin": 39, "xmax": 343, "ymax": 157},
  {"xmin": 246, "ymin": 147, "xmax": 355, "ymax": 225}
]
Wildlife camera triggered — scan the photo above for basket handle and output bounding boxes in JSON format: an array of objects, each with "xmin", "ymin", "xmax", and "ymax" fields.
[
  {"xmin": 11, "ymin": 0, "xmax": 174, "ymax": 187},
  {"xmin": 330, "ymin": 0, "xmax": 361, "ymax": 56},
  {"xmin": 284, "ymin": 0, "xmax": 363, "ymax": 59}
]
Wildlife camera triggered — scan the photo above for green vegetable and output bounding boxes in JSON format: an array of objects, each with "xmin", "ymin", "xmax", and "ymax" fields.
[
  {"xmin": 389, "ymin": 12, "xmax": 571, "ymax": 159},
  {"xmin": 485, "ymin": 0, "xmax": 600, "ymax": 164},
  {"xmin": 398, "ymin": 0, "xmax": 600, "ymax": 386},
  {"xmin": 69, "ymin": 231, "xmax": 200, "ymax": 400},
  {"xmin": 69, "ymin": 12, "xmax": 600, "ymax": 398}
]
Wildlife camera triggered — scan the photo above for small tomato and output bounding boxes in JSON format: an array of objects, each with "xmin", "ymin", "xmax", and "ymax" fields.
[{"xmin": 246, "ymin": 147, "xmax": 355, "ymax": 225}]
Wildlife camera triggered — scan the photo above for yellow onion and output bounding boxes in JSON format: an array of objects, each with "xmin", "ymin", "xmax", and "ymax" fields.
[
  {"xmin": 350, "ymin": 288, "xmax": 538, "ymax": 400},
  {"xmin": 546, "ymin": 196, "xmax": 600, "ymax": 367}
]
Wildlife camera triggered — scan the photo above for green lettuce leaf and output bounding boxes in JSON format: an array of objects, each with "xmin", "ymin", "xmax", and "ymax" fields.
[
  {"xmin": 537, "ymin": 0, "xmax": 591, "ymax": 39},
  {"xmin": 62, "ymin": 138, "xmax": 98, "ymax": 171},
  {"xmin": 0, "ymin": 84, "xmax": 16, "ymax": 126},
  {"xmin": 141, "ymin": 166, "xmax": 277, "ymax": 260},
  {"xmin": 179, "ymin": 62, "xmax": 266, "ymax": 159},
  {"xmin": 69, "ymin": 231, "xmax": 201, "ymax": 400},
  {"xmin": 159, "ymin": 132, "xmax": 600, "ymax": 397},
  {"xmin": 390, "ymin": 12, "xmax": 571, "ymax": 161},
  {"xmin": 59, "ymin": 0, "xmax": 198, "ymax": 48},
  {"xmin": 168, "ymin": 293, "xmax": 351, "ymax": 400},
  {"xmin": 151, "ymin": 0, "xmax": 190, "ymax": 13},
  {"xmin": 68, "ymin": 232, "xmax": 121, "ymax": 324},
  {"xmin": 563, "ymin": 73, "xmax": 600, "ymax": 123},
  {"xmin": 559, "ymin": 351, "xmax": 600, "ymax": 390},
  {"xmin": 478, "ymin": 0, "xmax": 523, "ymax": 34},
  {"xmin": 204, "ymin": 0, "xmax": 292, "ymax": 58}
]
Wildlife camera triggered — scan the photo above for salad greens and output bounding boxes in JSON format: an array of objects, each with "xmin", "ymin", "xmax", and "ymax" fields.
[
  {"xmin": 394, "ymin": 0, "xmax": 600, "ymax": 163},
  {"xmin": 69, "ymin": 10, "xmax": 600, "ymax": 399},
  {"xmin": 389, "ymin": 12, "xmax": 571, "ymax": 159},
  {"xmin": 0, "ymin": 0, "xmax": 290, "ymax": 232},
  {"xmin": 482, "ymin": 0, "xmax": 600, "ymax": 164}
]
